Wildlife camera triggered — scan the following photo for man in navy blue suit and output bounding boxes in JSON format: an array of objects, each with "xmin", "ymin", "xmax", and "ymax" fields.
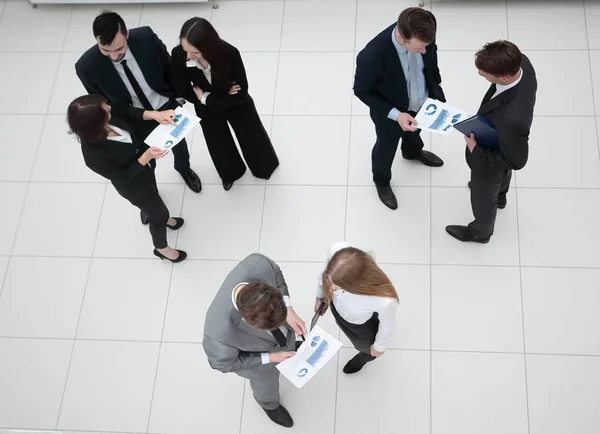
[{"xmin": 354, "ymin": 7, "xmax": 446, "ymax": 210}]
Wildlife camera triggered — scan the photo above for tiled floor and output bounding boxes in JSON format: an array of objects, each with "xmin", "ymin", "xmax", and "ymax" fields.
[{"xmin": 0, "ymin": 0, "xmax": 599, "ymax": 433}]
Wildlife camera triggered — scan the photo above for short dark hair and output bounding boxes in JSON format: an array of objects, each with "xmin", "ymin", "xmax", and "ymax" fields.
[
  {"xmin": 475, "ymin": 40, "xmax": 523, "ymax": 77},
  {"xmin": 67, "ymin": 95, "xmax": 109, "ymax": 143},
  {"xmin": 397, "ymin": 7, "xmax": 436, "ymax": 43},
  {"xmin": 93, "ymin": 11, "xmax": 127, "ymax": 45},
  {"xmin": 236, "ymin": 282, "xmax": 287, "ymax": 330}
]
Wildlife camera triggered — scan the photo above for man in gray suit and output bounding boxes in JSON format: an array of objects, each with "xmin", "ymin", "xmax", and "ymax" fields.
[{"xmin": 203, "ymin": 253, "xmax": 307, "ymax": 428}]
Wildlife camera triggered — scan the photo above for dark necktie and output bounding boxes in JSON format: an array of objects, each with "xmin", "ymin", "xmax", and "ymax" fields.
[
  {"xmin": 121, "ymin": 59, "xmax": 153, "ymax": 110},
  {"xmin": 482, "ymin": 84, "xmax": 497, "ymax": 104},
  {"xmin": 271, "ymin": 328, "xmax": 287, "ymax": 347}
]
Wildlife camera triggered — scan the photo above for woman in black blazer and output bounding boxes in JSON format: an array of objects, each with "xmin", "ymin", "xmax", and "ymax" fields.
[
  {"xmin": 171, "ymin": 17, "xmax": 279, "ymax": 191},
  {"xmin": 67, "ymin": 94, "xmax": 187, "ymax": 263}
]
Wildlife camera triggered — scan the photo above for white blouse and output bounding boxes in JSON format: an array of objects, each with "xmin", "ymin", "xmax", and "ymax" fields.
[
  {"xmin": 317, "ymin": 241, "xmax": 398, "ymax": 352},
  {"xmin": 186, "ymin": 59, "xmax": 212, "ymax": 105},
  {"xmin": 106, "ymin": 125, "xmax": 132, "ymax": 143}
]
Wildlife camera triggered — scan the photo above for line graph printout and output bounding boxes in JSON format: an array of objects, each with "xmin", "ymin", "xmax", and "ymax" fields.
[
  {"xmin": 276, "ymin": 326, "xmax": 342, "ymax": 388},
  {"xmin": 415, "ymin": 98, "xmax": 470, "ymax": 135}
]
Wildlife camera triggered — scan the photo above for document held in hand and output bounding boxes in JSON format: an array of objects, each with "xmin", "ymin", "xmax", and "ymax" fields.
[
  {"xmin": 144, "ymin": 106, "xmax": 200, "ymax": 150},
  {"xmin": 453, "ymin": 115, "xmax": 499, "ymax": 149},
  {"xmin": 276, "ymin": 325, "xmax": 342, "ymax": 388},
  {"xmin": 414, "ymin": 98, "xmax": 470, "ymax": 135}
]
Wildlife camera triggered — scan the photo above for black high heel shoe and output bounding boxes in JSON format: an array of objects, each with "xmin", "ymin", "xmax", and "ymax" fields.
[
  {"xmin": 166, "ymin": 217, "xmax": 184, "ymax": 230},
  {"xmin": 153, "ymin": 249, "xmax": 187, "ymax": 263}
]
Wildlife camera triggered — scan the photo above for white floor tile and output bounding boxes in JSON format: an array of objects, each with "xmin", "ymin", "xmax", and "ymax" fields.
[
  {"xmin": 0, "ymin": 183, "xmax": 29, "ymax": 256},
  {"xmin": 590, "ymin": 50, "xmax": 600, "ymax": 116},
  {"xmin": 48, "ymin": 52, "xmax": 88, "ymax": 114},
  {"xmin": 348, "ymin": 115, "xmax": 432, "ymax": 186},
  {"xmin": 517, "ymin": 188, "xmax": 600, "ymax": 267},
  {"xmin": 0, "ymin": 53, "xmax": 60, "ymax": 114},
  {"xmin": 586, "ymin": 1, "xmax": 600, "ymax": 49},
  {"xmin": 63, "ymin": 4, "xmax": 142, "ymax": 53},
  {"xmin": 432, "ymin": 265, "xmax": 524, "ymax": 352},
  {"xmin": 517, "ymin": 116, "xmax": 600, "ymax": 188},
  {"xmin": 336, "ymin": 349, "xmax": 430, "ymax": 434},
  {"xmin": 508, "ymin": 0, "xmax": 587, "ymax": 49},
  {"xmin": 527, "ymin": 354, "xmax": 600, "ymax": 434},
  {"xmin": 93, "ymin": 184, "xmax": 183, "ymax": 258},
  {"xmin": 0, "ymin": 257, "xmax": 89, "ymax": 338},
  {"xmin": 149, "ymin": 343, "xmax": 245, "ymax": 434},
  {"xmin": 269, "ymin": 116, "xmax": 350, "ymax": 185},
  {"xmin": 162, "ymin": 259, "xmax": 237, "ymax": 343},
  {"xmin": 431, "ymin": 351, "xmax": 529, "ymax": 434},
  {"xmin": 0, "ymin": 257, "xmax": 8, "ymax": 288},
  {"xmin": 260, "ymin": 185, "xmax": 346, "ymax": 262},
  {"xmin": 430, "ymin": 130, "xmax": 471, "ymax": 187},
  {"xmin": 0, "ymin": 115, "xmax": 45, "ymax": 181},
  {"xmin": 0, "ymin": 338, "xmax": 72, "ymax": 429},
  {"xmin": 432, "ymin": 1, "xmax": 507, "ymax": 50},
  {"xmin": 522, "ymin": 267, "xmax": 600, "ymax": 356},
  {"xmin": 431, "ymin": 187, "xmax": 520, "ymax": 266},
  {"xmin": 211, "ymin": 0, "xmax": 284, "ymax": 51},
  {"xmin": 525, "ymin": 50, "xmax": 594, "ymax": 116},
  {"xmin": 77, "ymin": 258, "xmax": 171, "ymax": 341},
  {"xmin": 242, "ymin": 52, "xmax": 279, "ymax": 115},
  {"xmin": 345, "ymin": 186, "xmax": 430, "ymax": 264},
  {"xmin": 58, "ymin": 340, "xmax": 159, "ymax": 432},
  {"xmin": 275, "ymin": 52, "xmax": 354, "ymax": 115},
  {"xmin": 180, "ymin": 184, "xmax": 264, "ymax": 260},
  {"xmin": 281, "ymin": 0, "xmax": 356, "ymax": 51},
  {"xmin": 32, "ymin": 115, "xmax": 105, "ymax": 183},
  {"xmin": 0, "ymin": 2, "xmax": 71, "ymax": 52}
]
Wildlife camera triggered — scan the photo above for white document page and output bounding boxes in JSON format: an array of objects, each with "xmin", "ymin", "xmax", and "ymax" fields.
[
  {"xmin": 415, "ymin": 97, "xmax": 470, "ymax": 135},
  {"xmin": 144, "ymin": 106, "xmax": 200, "ymax": 150}
]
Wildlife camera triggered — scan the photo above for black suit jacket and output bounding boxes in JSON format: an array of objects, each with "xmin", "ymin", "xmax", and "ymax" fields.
[
  {"xmin": 75, "ymin": 26, "xmax": 176, "ymax": 120},
  {"xmin": 466, "ymin": 54, "xmax": 537, "ymax": 178},
  {"xmin": 353, "ymin": 16, "xmax": 445, "ymax": 124},
  {"xmin": 80, "ymin": 105, "xmax": 155, "ymax": 191},
  {"xmin": 170, "ymin": 41, "xmax": 250, "ymax": 117}
]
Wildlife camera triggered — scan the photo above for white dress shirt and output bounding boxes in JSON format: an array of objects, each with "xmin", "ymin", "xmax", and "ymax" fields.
[
  {"xmin": 186, "ymin": 59, "xmax": 212, "ymax": 105},
  {"xmin": 231, "ymin": 283, "xmax": 292, "ymax": 365},
  {"xmin": 106, "ymin": 125, "xmax": 132, "ymax": 143},
  {"xmin": 113, "ymin": 49, "xmax": 169, "ymax": 110},
  {"xmin": 492, "ymin": 68, "xmax": 523, "ymax": 99},
  {"xmin": 316, "ymin": 242, "xmax": 398, "ymax": 352}
]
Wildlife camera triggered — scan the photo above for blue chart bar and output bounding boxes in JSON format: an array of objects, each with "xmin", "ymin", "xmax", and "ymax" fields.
[
  {"xmin": 430, "ymin": 109, "xmax": 450, "ymax": 131},
  {"xmin": 306, "ymin": 339, "xmax": 330, "ymax": 367},
  {"xmin": 170, "ymin": 117, "xmax": 190, "ymax": 139}
]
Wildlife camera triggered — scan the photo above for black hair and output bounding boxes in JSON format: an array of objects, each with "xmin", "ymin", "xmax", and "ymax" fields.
[{"xmin": 93, "ymin": 10, "xmax": 127, "ymax": 45}]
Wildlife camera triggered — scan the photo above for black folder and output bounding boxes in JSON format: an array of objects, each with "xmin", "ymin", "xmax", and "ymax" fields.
[{"xmin": 453, "ymin": 115, "xmax": 499, "ymax": 149}]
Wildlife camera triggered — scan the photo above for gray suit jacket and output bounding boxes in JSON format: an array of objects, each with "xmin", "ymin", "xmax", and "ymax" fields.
[{"xmin": 203, "ymin": 253, "xmax": 295, "ymax": 373}]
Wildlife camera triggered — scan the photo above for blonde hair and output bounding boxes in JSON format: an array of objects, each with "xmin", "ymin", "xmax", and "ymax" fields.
[{"xmin": 322, "ymin": 247, "xmax": 398, "ymax": 302}]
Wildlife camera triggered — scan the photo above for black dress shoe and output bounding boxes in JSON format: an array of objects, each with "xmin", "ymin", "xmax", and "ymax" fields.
[
  {"xmin": 180, "ymin": 169, "xmax": 202, "ymax": 193},
  {"xmin": 343, "ymin": 352, "xmax": 371, "ymax": 374},
  {"xmin": 375, "ymin": 185, "xmax": 398, "ymax": 210},
  {"xmin": 140, "ymin": 210, "xmax": 149, "ymax": 225},
  {"xmin": 166, "ymin": 217, "xmax": 184, "ymax": 230},
  {"xmin": 264, "ymin": 404, "xmax": 293, "ymax": 428},
  {"xmin": 153, "ymin": 249, "xmax": 188, "ymax": 263},
  {"xmin": 403, "ymin": 150, "xmax": 444, "ymax": 167},
  {"xmin": 468, "ymin": 182, "xmax": 506, "ymax": 209},
  {"xmin": 445, "ymin": 225, "xmax": 490, "ymax": 243},
  {"xmin": 223, "ymin": 181, "xmax": 233, "ymax": 191}
]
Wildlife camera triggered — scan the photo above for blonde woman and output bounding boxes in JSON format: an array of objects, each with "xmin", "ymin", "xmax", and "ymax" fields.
[{"xmin": 314, "ymin": 242, "xmax": 399, "ymax": 374}]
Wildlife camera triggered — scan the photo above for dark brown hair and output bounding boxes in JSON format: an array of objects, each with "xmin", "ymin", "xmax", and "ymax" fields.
[
  {"xmin": 322, "ymin": 247, "xmax": 399, "ymax": 303},
  {"xmin": 397, "ymin": 7, "xmax": 436, "ymax": 43},
  {"xmin": 475, "ymin": 40, "xmax": 523, "ymax": 77},
  {"xmin": 236, "ymin": 282, "xmax": 287, "ymax": 330},
  {"xmin": 179, "ymin": 17, "xmax": 232, "ymax": 89},
  {"xmin": 67, "ymin": 95, "xmax": 109, "ymax": 143}
]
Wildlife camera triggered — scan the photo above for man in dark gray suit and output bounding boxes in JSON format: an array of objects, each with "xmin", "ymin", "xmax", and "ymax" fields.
[
  {"xmin": 203, "ymin": 253, "xmax": 307, "ymax": 428},
  {"xmin": 446, "ymin": 40, "xmax": 537, "ymax": 243}
]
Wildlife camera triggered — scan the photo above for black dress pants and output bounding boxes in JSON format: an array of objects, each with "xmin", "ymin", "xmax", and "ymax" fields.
[
  {"xmin": 371, "ymin": 112, "xmax": 424, "ymax": 186},
  {"xmin": 112, "ymin": 173, "xmax": 170, "ymax": 249},
  {"xmin": 467, "ymin": 169, "xmax": 512, "ymax": 238},
  {"xmin": 330, "ymin": 303, "xmax": 377, "ymax": 364},
  {"xmin": 196, "ymin": 96, "xmax": 279, "ymax": 183}
]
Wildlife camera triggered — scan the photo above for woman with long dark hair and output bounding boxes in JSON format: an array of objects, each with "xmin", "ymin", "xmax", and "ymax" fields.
[
  {"xmin": 314, "ymin": 242, "xmax": 399, "ymax": 374},
  {"xmin": 67, "ymin": 95, "xmax": 187, "ymax": 263},
  {"xmin": 171, "ymin": 17, "xmax": 279, "ymax": 191}
]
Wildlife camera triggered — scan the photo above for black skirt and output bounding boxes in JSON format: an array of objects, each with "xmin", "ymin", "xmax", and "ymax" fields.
[{"xmin": 330, "ymin": 302, "xmax": 379, "ymax": 354}]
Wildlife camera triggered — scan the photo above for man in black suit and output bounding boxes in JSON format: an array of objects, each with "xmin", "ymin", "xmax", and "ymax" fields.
[
  {"xmin": 354, "ymin": 7, "xmax": 446, "ymax": 210},
  {"xmin": 75, "ymin": 11, "xmax": 202, "ymax": 201},
  {"xmin": 446, "ymin": 40, "xmax": 537, "ymax": 243}
]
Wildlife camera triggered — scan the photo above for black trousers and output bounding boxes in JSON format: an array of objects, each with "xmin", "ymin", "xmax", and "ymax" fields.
[
  {"xmin": 137, "ymin": 98, "xmax": 191, "ymax": 173},
  {"xmin": 196, "ymin": 96, "xmax": 279, "ymax": 183},
  {"xmin": 330, "ymin": 303, "xmax": 377, "ymax": 363},
  {"xmin": 371, "ymin": 111, "xmax": 424, "ymax": 186},
  {"xmin": 467, "ymin": 169, "xmax": 512, "ymax": 238},
  {"xmin": 112, "ymin": 171, "xmax": 170, "ymax": 249}
]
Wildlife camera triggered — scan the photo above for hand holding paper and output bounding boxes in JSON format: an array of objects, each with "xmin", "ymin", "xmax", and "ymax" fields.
[
  {"xmin": 415, "ymin": 98, "xmax": 470, "ymax": 135},
  {"xmin": 144, "ymin": 106, "xmax": 200, "ymax": 151}
]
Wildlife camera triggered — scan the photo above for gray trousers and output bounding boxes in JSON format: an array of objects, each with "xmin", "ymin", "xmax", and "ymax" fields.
[
  {"xmin": 237, "ymin": 363, "xmax": 280, "ymax": 410},
  {"xmin": 467, "ymin": 169, "xmax": 512, "ymax": 238}
]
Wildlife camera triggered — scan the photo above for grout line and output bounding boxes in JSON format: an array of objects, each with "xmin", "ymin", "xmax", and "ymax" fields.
[{"xmin": 583, "ymin": 0, "xmax": 600, "ymax": 163}]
